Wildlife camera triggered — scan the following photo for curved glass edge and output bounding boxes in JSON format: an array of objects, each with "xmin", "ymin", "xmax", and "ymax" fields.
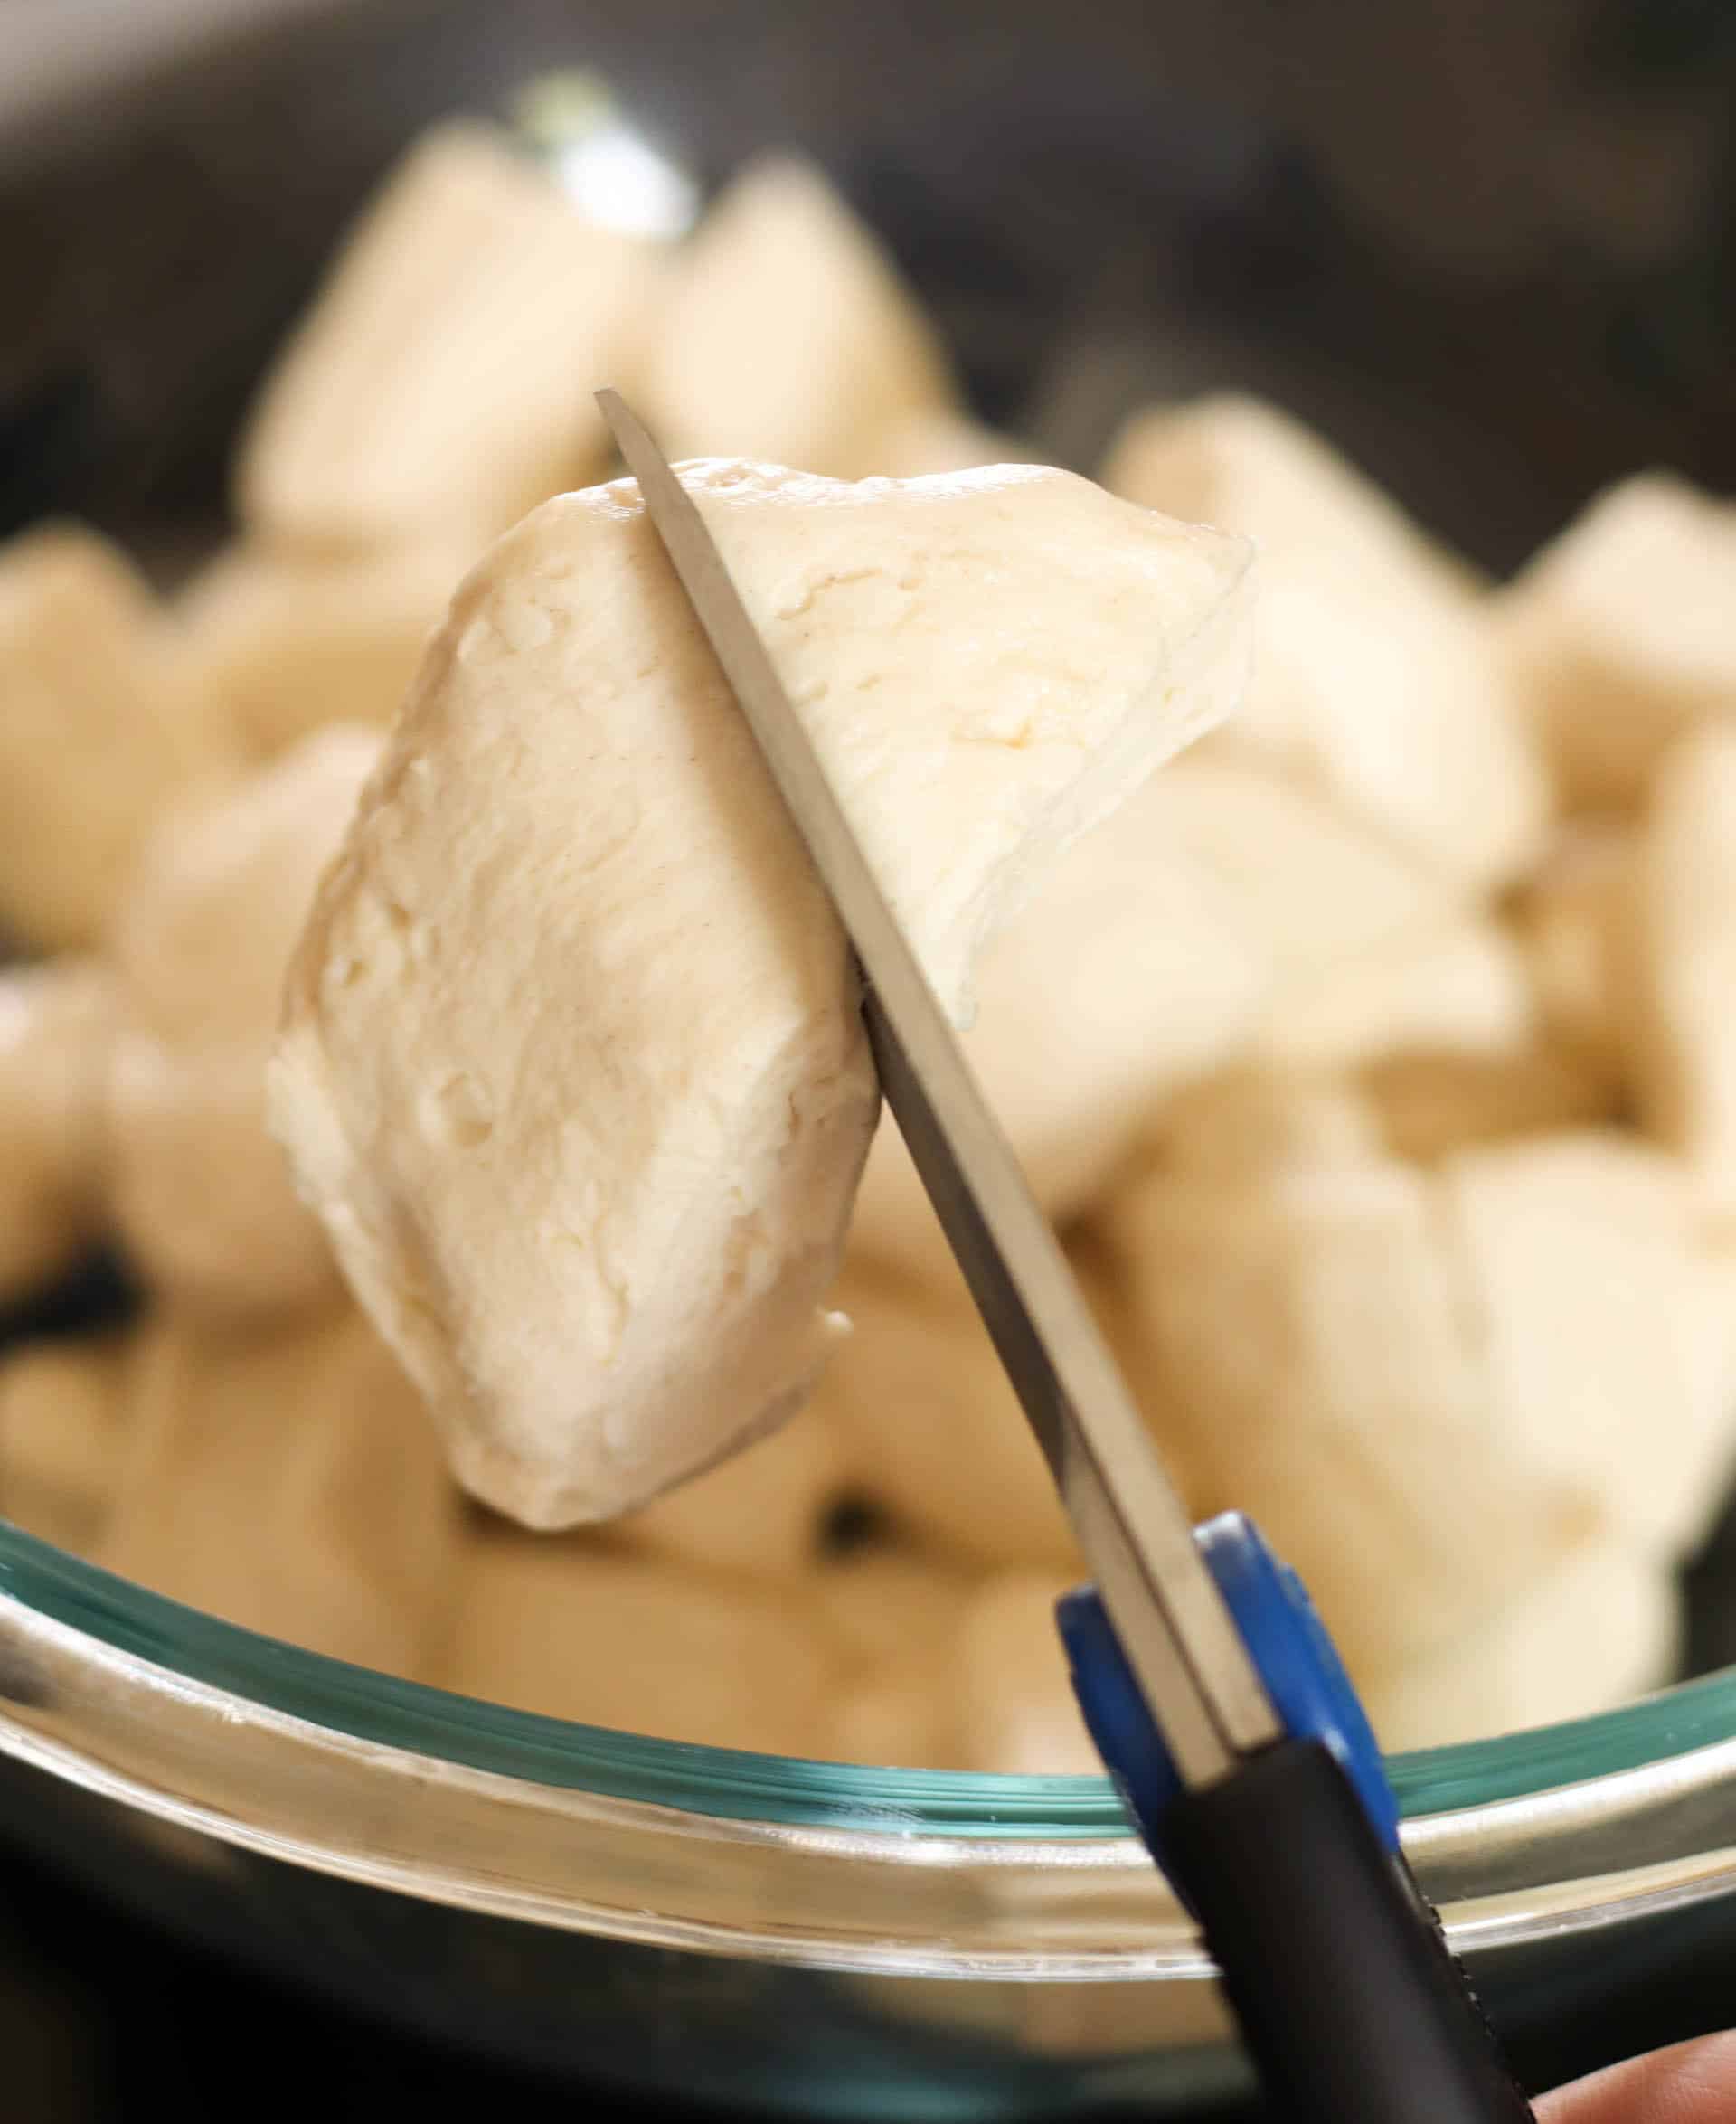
[{"xmin": 5, "ymin": 1520, "xmax": 1735, "ymax": 1836}]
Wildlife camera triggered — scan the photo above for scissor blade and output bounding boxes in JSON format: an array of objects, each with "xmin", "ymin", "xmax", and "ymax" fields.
[{"xmin": 598, "ymin": 389, "xmax": 1278, "ymax": 1784}]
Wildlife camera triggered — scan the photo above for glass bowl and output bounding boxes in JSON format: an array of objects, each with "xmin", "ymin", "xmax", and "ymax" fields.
[
  {"xmin": 5, "ymin": 2, "xmax": 1736, "ymax": 2111},
  {"xmin": 5, "ymin": 1517, "xmax": 1736, "ymax": 2117}
]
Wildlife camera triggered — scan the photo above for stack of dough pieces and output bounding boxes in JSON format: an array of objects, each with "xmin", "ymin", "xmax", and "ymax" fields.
[{"xmin": 4, "ymin": 114, "xmax": 1735, "ymax": 1772}]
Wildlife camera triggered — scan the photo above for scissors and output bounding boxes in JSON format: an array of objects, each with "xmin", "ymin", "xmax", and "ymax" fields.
[{"xmin": 598, "ymin": 389, "xmax": 1535, "ymax": 2124}]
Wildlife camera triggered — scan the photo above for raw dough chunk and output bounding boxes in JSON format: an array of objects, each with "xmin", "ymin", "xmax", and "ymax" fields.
[
  {"xmin": 1438, "ymin": 1131, "xmax": 1719, "ymax": 1562},
  {"xmin": 643, "ymin": 158, "xmax": 957, "ymax": 479},
  {"xmin": 175, "ymin": 540, "xmax": 468, "ymax": 759},
  {"xmin": 1101, "ymin": 393, "xmax": 1480, "ymax": 599},
  {"xmin": 1135, "ymin": 760, "xmax": 1452, "ymax": 996},
  {"xmin": 108, "ymin": 726, "xmax": 381, "ymax": 1317},
  {"xmin": 1105, "ymin": 396, "xmax": 1543, "ymax": 890},
  {"xmin": 615, "ymin": 1403, "xmax": 849, "ymax": 1582},
  {"xmin": 1363, "ymin": 1540, "xmax": 1676, "ymax": 1752},
  {"xmin": 848, "ymin": 776, "xmax": 1269, "ymax": 1279},
  {"xmin": 872, "ymin": 411, "xmax": 1037, "ymax": 479},
  {"xmin": 442, "ymin": 1531, "xmax": 842, "ymax": 1755},
  {"xmin": 1630, "ymin": 727, "xmax": 1736, "ymax": 1225},
  {"xmin": 271, "ymin": 459, "xmax": 1253, "ymax": 1529},
  {"xmin": 947, "ymin": 1572, "xmax": 1099, "ymax": 1776},
  {"xmin": 1495, "ymin": 474, "xmax": 1736, "ymax": 812},
  {"xmin": 813, "ymin": 1541, "xmax": 972, "ymax": 1670},
  {"xmin": 819, "ymin": 1543, "xmax": 972, "ymax": 1768},
  {"xmin": 1102, "ymin": 1094, "xmax": 1598, "ymax": 1674},
  {"xmin": 1511, "ymin": 826, "xmax": 1636, "ymax": 1083},
  {"xmin": 1220, "ymin": 553, "xmax": 1545, "ymax": 891},
  {"xmin": 237, "ymin": 121, "xmax": 663, "ymax": 552},
  {"xmin": 817, "ymin": 1263, "xmax": 1079, "ymax": 1573},
  {"xmin": 100, "ymin": 1306, "xmax": 459, "ymax": 1676},
  {"xmin": 0, "ymin": 525, "xmax": 225, "ymax": 950},
  {"xmin": 1258, "ymin": 911, "xmax": 1537, "ymax": 1073},
  {"xmin": 0, "ymin": 960, "xmax": 116, "ymax": 1300},
  {"xmin": 0, "ymin": 1336, "xmax": 129, "ymax": 1553},
  {"xmin": 1357, "ymin": 1043, "xmax": 1618, "ymax": 1165}
]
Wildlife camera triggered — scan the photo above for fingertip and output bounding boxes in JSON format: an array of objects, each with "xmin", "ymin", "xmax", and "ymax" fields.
[{"xmin": 1539, "ymin": 2031, "xmax": 1736, "ymax": 2124}]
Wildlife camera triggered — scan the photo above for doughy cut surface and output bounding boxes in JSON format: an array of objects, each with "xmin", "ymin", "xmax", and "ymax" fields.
[{"xmin": 270, "ymin": 458, "xmax": 1253, "ymax": 1529}]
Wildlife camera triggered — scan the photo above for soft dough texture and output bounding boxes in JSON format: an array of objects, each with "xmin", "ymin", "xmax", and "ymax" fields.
[
  {"xmin": 100, "ymin": 1305, "xmax": 459, "ymax": 1676},
  {"xmin": 0, "ymin": 525, "xmax": 227, "ymax": 950},
  {"xmin": 236, "ymin": 121, "xmax": 663, "ymax": 553},
  {"xmin": 643, "ymin": 158, "xmax": 957, "ymax": 480},
  {"xmin": 176, "ymin": 539, "xmax": 469, "ymax": 760},
  {"xmin": 270, "ymin": 458, "xmax": 1253, "ymax": 1528},
  {"xmin": 0, "ymin": 960, "xmax": 115, "ymax": 1300},
  {"xmin": 108, "ymin": 725, "xmax": 382, "ymax": 1317}
]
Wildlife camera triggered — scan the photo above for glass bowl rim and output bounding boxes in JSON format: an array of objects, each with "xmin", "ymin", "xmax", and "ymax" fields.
[{"xmin": 4, "ymin": 1519, "xmax": 1732, "ymax": 1837}]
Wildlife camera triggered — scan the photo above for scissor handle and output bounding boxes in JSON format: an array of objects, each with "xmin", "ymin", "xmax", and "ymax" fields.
[{"xmin": 1059, "ymin": 1519, "xmax": 1535, "ymax": 2124}]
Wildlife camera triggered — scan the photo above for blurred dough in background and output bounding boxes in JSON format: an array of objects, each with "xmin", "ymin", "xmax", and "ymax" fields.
[
  {"xmin": 846, "ymin": 771, "xmax": 1271, "ymax": 1281},
  {"xmin": 99, "ymin": 1304, "xmax": 459, "ymax": 1677},
  {"xmin": 870, "ymin": 411, "xmax": 1040, "ymax": 480},
  {"xmin": 0, "ymin": 1335, "xmax": 130, "ymax": 1555},
  {"xmin": 174, "ymin": 539, "xmax": 472, "ymax": 760},
  {"xmin": 643, "ymin": 156, "xmax": 958, "ymax": 480},
  {"xmin": 1254, "ymin": 910, "xmax": 1535, "ymax": 1073},
  {"xmin": 237, "ymin": 120, "xmax": 666, "ymax": 556},
  {"xmin": 1628, "ymin": 726, "xmax": 1736, "ymax": 1229},
  {"xmin": 0, "ymin": 526, "xmax": 230, "ymax": 952},
  {"xmin": 0, "ymin": 960, "xmax": 115, "ymax": 1302},
  {"xmin": 1104, "ymin": 394, "xmax": 1547, "ymax": 892},
  {"xmin": 1509, "ymin": 824, "xmax": 1635, "ymax": 1086},
  {"xmin": 614, "ymin": 1398, "xmax": 851, "ymax": 1583},
  {"xmin": 2, "ymin": 110, "xmax": 1735, "ymax": 1771},
  {"xmin": 106, "ymin": 725, "xmax": 381, "ymax": 1319},
  {"xmin": 1495, "ymin": 475, "xmax": 1736, "ymax": 815},
  {"xmin": 1363, "ymin": 1539, "xmax": 1677, "ymax": 1754},
  {"xmin": 817, "ymin": 1260, "xmax": 1080, "ymax": 1575},
  {"xmin": 442, "ymin": 1526, "xmax": 844, "ymax": 1757}
]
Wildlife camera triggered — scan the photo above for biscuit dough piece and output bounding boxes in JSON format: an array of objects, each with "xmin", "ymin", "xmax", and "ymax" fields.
[
  {"xmin": 176, "ymin": 540, "xmax": 469, "ymax": 760},
  {"xmin": 1511, "ymin": 826, "xmax": 1636, "ymax": 1083},
  {"xmin": 0, "ymin": 960, "xmax": 116, "ymax": 1301},
  {"xmin": 615, "ymin": 1402, "xmax": 849, "ymax": 1582},
  {"xmin": 441, "ymin": 1531, "xmax": 843, "ymax": 1755},
  {"xmin": 1630, "ymin": 728, "xmax": 1736, "ymax": 1226},
  {"xmin": 872, "ymin": 412, "xmax": 1037, "ymax": 479},
  {"xmin": 1357, "ymin": 1044, "xmax": 1618, "ymax": 1165},
  {"xmin": 0, "ymin": 525, "xmax": 226, "ymax": 950},
  {"xmin": 1105, "ymin": 397, "xmax": 1543, "ymax": 889},
  {"xmin": 237, "ymin": 121, "xmax": 663, "ymax": 552},
  {"xmin": 1101, "ymin": 393, "xmax": 1480, "ymax": 599},
  {"xmin": 271, "ymin": 459, "xmax": 1254, "ymax": 1529},
  {"xmin": 1137, "ymin": 760, "xmax": 1453, "ymax": 996},
  {"xmin": 1258, "ymin": 911, "xmax": 1537, "ymax": 1073},
  {"xmin": 1438, "ymin": 1131, "xmax": 1717, "ymax": 1562},
  {"xmin": 947, "ymin": 1572, "xmax": 1100, "ymax": 1775},
  {"xmin": 1103, "ymin": 1090, "xmax": 1599, "ymax": 1674},
  {"xmin": 818, "ymin": 1543, "xmax": 973, "ymax": 1768},
  {"xmin": 643, "ymin": 159, "xmax": 958, "ymax": 479},
  {"xmin": 108, "ymin": 727, "xmax": 381, "ymax": 1317},
  {"xmin": 848, "ymin": 776, "xmax": 1269, "ymax": 1279},
  {"xmin": 1496, "ymin": 474, "xmax": 1736, "ymax": 813},
  {"xmin": 1362, "ymin": 1540, "xmax": 1676, "ymax": 1752},
  {"xmin": 817, "ymin": 1263, "xmax": 1080, "ymax": 1573},
  {"xmin": 100, "ymin": 1306, "xmax": 459, "ymax": 1676},
  {"xmin": 0, "ymin": 1336, "xmax": 129, "ymax": 1553}
]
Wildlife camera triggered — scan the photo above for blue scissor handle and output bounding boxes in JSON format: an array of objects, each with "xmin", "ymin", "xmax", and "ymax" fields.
[{"xmin": 1056, "ymin": 1510, "xmax": 1398, "ymax": 1906}]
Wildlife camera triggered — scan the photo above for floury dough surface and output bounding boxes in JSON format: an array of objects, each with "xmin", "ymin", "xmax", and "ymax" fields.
[{"xmin": 271, "ymin": 458, "xmax": 1254, "ymax": 1528}]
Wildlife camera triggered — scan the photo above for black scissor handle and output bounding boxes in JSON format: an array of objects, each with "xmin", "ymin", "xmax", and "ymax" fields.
[{"xmin": 1163, "ymin": 1737, "xmax": 1534, "ymax": 2124}]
